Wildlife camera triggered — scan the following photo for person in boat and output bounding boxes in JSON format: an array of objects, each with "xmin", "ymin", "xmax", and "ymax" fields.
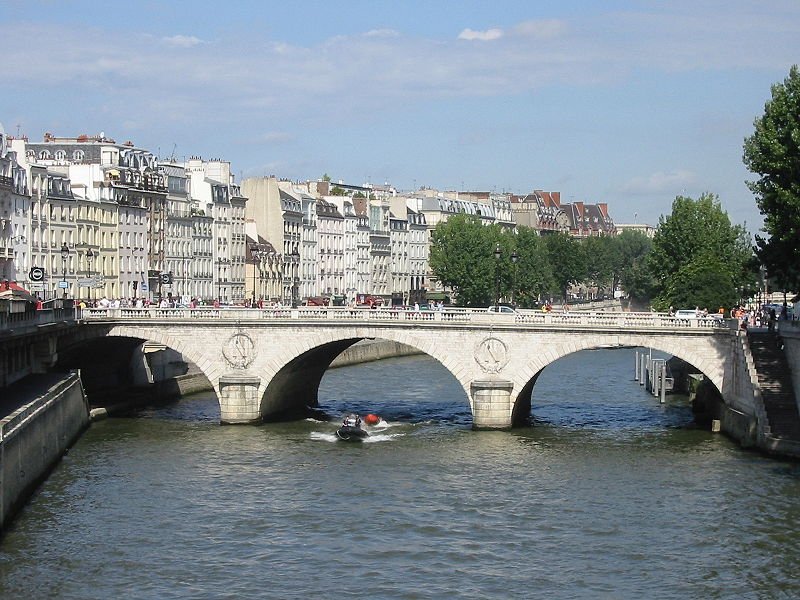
[{"xmin": 342, "ymin": 414, "xmax": 361, "ymax": 428}]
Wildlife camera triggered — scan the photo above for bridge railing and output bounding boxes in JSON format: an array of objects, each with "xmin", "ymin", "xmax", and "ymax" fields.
[
  {"xmin": 1, "ymin": 306, "xmax": 77, "ymax": 333},
  {"xmin": 515, "ymin": 311, "xmax": 731, "ymax": 329},
  {"xmin": 78, "ymin": 306, "xmax": 733, "ymax": 330}
]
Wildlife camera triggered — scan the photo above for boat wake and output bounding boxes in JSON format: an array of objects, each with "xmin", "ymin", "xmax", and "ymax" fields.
[{"xmin": 310, "ymin": 428, "xmax": 402, "ymax": 443}]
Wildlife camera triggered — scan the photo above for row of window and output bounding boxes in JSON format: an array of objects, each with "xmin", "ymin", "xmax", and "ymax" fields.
[{"xmin": 30, "ymin": 149, "xmax": 86, "ymax": 162}]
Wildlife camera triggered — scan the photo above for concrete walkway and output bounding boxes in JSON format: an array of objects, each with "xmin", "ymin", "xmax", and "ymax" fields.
[{"xmin": 0, "ymin": 372, "xmax": 76, "ymax": 420}]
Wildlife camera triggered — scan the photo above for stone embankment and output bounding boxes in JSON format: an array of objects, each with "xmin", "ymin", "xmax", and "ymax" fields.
[{"xmin": 1, "ymin": 372, "xmax": 89, "ymax": 531}]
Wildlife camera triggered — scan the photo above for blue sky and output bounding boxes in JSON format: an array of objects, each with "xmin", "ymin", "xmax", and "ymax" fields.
[{"xmin": 2, "ymin": 1, "xmax": 798, "ymax": 231}]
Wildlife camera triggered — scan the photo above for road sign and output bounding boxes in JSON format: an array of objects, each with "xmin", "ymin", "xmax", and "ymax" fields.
[
  {"xmin": 141, "ymin": 282, "xmax": 149, "ymax": 291},
  {"xmin": 160, "ymin": 273, "xmax": 173, "ymax": 285},
  {"xmin": 58, "ymin": 281, "xmax": 68, "ymax": 289},
  {"xmin": 29, "ymin": 266, "xmax": 45, "ymax": 282},
  {"xmin": 29, "ymin": 283, "xmax": 44, "ymax": 292},
  {"xmin": 78, "ymin": 278, "xmax": 94, "ymax": 287}
]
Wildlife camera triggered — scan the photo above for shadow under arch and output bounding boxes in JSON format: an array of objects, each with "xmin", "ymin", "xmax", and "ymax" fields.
[
  {"xmin": 56, "ymin": 331, "xmax": 212, "ymax": 407},
  {"xmin": 260, "ymin": 336, "xmax": 472, "ymax": 423},
  {"xmin": 511, "ymin": 337, "xmax": 726, "ymax": 428}
]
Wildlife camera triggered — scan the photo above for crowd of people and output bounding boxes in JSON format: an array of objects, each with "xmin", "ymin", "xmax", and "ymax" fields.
[{"xmin": 729, "ymin": 302, "xmax": 792, "ymax": 331}]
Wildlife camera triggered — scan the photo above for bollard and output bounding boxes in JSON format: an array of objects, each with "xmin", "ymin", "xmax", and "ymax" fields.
[
  {"xmin": 635, "ymin": 351, "xmax": 640, "ymax": 381},
  {"xmin": 660, "ymin": 362, "xmax": 667, "ymax": 404},
  {"xmin": 640, "ymin": 354, "xmax": 646, "ymax": 386},
  {"xmin": 653, "ymin": 363, "xmax": 659, "ymax": 396}
]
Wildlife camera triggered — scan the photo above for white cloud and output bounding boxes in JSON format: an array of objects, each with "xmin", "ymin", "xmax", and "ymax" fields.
[
  {"xmin": 620, "ymin": 170, "xmax": 697, "ymax": 195},
  {"xmin": 364, "ymin": 29, "xmax": 400, "ymax": 38},
  {"xmin": 163, "ymin": 35, "xmax": 203, "ymax": 48},
  {"xmin": 2, "ymin": 4, "xmax": 799, "ymax": 132},
  {"xmin": 458, "ymin": 28, "xmax": 504, "ymax": 42}
]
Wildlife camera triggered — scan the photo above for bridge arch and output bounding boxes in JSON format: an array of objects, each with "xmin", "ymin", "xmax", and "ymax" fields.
[
  {"xmin": 509, "ymin": 333, "xmax": 730, "ymax": 425},
  {"xmin": 260, "ymin": 329, "xmax": 475, "ymax": 420}
]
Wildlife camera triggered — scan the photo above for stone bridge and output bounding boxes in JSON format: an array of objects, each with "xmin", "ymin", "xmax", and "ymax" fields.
[{"xmin": 71, "ymin": 307, "xmax": 739, "ymax": 429}]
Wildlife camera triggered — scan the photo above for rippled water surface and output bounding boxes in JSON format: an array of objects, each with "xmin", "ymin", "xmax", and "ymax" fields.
[{"xmin": 2, "ymin": 348, "xmax": 799, "ymax": 599}]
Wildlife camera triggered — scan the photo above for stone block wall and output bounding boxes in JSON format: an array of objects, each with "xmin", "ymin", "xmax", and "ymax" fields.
[{"xmin": 1, "ymin": 373, "xmax": 89, "ymax": 530}]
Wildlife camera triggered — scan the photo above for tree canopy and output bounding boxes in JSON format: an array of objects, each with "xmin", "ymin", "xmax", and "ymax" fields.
[
  {"xmin": 614, "ymin": 230, "xmax": 654, "ymax": 302},
  {"xmin": 543, "ymin": 233, "xmax": 586, "ymax": 302},
  {"xmin": 429, "ymin": 215, "xmax": 553, "ymax": 307},
  {"xmin": 429, "ymin": 214, "xmax": 500, "ymax": 307},
  {"xmin": 743, "ymin": 64, "xmax": 800, "ymax": 291},
  {"xmin": 648, "ymin": 193, "xmax": 753, "ymax": 311}
]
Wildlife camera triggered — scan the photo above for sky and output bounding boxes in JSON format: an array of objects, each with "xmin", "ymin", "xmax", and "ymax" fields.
[{"xmin": 1, "ymin": 0, "xmax": 798, "ymax": 231}]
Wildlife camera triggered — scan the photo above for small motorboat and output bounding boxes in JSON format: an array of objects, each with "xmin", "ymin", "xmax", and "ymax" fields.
[{"xmin": 336, "ymin": 414, "xmax": 369, "ymax": 441}]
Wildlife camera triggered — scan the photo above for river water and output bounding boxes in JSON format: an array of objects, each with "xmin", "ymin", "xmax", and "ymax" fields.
[{"xmin": 1, "ymin": 348, "xmax": 799, "ymax": 599}]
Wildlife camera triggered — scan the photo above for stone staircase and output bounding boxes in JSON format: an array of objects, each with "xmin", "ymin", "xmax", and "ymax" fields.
[{"xmin": 747, "ymin": 330, "xmax": 800, "ymax": 441}]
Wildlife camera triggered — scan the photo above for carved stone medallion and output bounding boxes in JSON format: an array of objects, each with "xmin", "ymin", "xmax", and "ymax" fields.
[
  {"xmin": 222, "ymin": 332, "xmax": 256, "ymax": 369},
  {"xmin": 474, "ymin": 336, "xmax": 509, "ymax": 374}
]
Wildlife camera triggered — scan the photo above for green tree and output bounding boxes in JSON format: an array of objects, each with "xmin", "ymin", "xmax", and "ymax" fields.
[
  {"xmin": 513, "ymin": 227, "xmax": 554, "ymax": 307},
  {"xmin": 543, "ymin": 233, "xmax": 586, "ymax": 302},
  {"xmin": 743, "ymin": 65, "xmax": 800, "ymax": 291},
  {"xmin": 620, "ymin": 259, "xmax": 655, "ymax": 303},
  {"xmin": 648, "ymin": 193, "xmax": 753, "ymax": 311},
  {"xmin": 430, "ymin": 214, "xmax": 499, "ymax": 306},
  {"xmin": 665, "ymin": 258, "xmax": 738, "ymax": 312},
  {"xmin": 612, "ymin": 229, "xmax": 652, "ymax": 294},
  {"xmin": 582, "ymin": 235, "xmax": 615, "ymax": 297}
]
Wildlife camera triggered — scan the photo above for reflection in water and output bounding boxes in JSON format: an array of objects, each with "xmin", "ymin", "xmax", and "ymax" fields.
[{"xmin": 1, "ymin": 349, "xmax": 799, "ymax": 599}]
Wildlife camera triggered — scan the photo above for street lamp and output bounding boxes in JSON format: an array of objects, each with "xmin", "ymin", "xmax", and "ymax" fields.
[
  {"xmin": 289, "ymin": 247, "xmax": 300, "ymax": 308},
  {"xmin": 85, "ymin": 248, "xmax": 95, "ymax": 302},
  {"xmin": 510, "ymin": 250, "xmax": 519, "ymax": 307},
  {"xmin": 60, "ymin": 242, "xmax": 69, "ymax": 298},
  {"xmin": 251, "ymin": 247, "xmax": 262, "ymax": 306},
  {"xmin": 493, "ymin": 242, "xmax": 501, "ymax": 312}
]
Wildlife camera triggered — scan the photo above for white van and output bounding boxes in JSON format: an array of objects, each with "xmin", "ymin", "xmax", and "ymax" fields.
[{"xmin": 674, "ymin": 309, "xmax": 698, "ymax": 319}]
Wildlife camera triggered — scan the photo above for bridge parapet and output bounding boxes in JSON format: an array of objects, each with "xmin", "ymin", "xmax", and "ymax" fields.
[{"xmin": 79, "ymin": 307, "xmax": 733, "ymax": 332}]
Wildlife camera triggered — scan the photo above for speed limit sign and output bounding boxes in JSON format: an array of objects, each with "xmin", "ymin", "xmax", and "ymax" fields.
[{"xmin": 29, "ymin": 266, "xmax": 45, "ymax": 282}]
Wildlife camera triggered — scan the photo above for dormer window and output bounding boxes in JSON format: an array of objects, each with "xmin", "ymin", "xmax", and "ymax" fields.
[
  {"xmin": 38, "ymin": 150, "xmax": 51, "ymax": 160},
  {"xmin": 73, "ymin": 149, "xmax": 85, "ymax": 161},
  {"xmin": 54, "ymin": 150, "xmax": 67, "ymax": 160}
]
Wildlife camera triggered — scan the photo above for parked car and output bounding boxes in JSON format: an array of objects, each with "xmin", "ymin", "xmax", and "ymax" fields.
[
  {"xmin": 486, "ymin": 305, "xmax": 516, "ymax": 314},
  {"xmin": 674, "ymin": 309, "xmax": 723, "ymax": 320}
]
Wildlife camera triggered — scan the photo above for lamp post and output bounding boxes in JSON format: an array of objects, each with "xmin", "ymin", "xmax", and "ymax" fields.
[
  {"xmin": 60, "ymin": 242, "xmax": 69, "ymax": 298},
  {"xmin": 217, "ymin": 260, "xmax": 222, "ymax": 304},
  {"xmin": 289, "ymin": 247, "xmax": 300, "ymax": 308},
  {"xmin": 251, "ymin": 248, "xmax": 262, "ymax": 306},
  {"xmin": 510, "ymin": 250, "xmax": 519, "ymax": 307},
  {"xmin": 85, "ymin": 248, "xmax": 95, "ymax": 302},
  {"xmin": 493, "ymin": 242, "xmax": 501, "ymax": 312}
]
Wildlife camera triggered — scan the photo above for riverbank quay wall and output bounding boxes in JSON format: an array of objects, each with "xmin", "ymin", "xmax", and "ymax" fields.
[
  {"xmin": 0, "ymin": 372, "xmax": 89, "ymax": 531},
  {"xmin": 718, "ymin": 327, "xmax": 800, "ymax": 458},
  {"xmin": 779, "ymin": 324, "xmax": 800, "ymax": 416}
]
